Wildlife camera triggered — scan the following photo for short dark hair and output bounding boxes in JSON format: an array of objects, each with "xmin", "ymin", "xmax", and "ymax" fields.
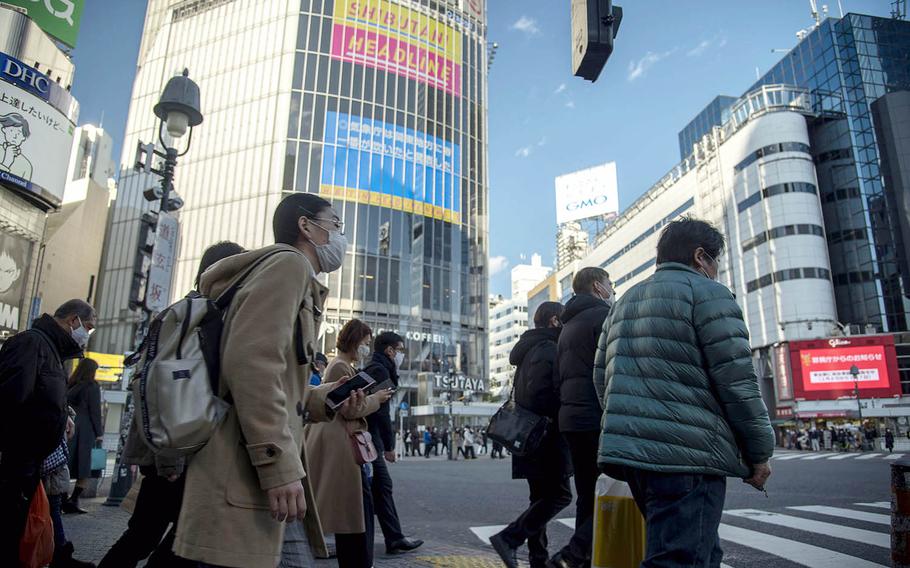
[
  {"xmin": 656, "ymin": 217, "xmax": 726, "ymax": 266},
  {"xmin": 272, "ymin": 193, "xmax": 333, "ymax": 245},
  {"xmin": 69, "ymin": 357, "xmax": 98, "ymax": 386},
  {"xmin": 196, "ymin": 241, "xmax": 244, "ymax": 286},
  {"xmin": 533, "ymin": 301, "xmax": 564, "ymax": 329},
  {"xmin": 336, "ymin": 319, "xmax": 373, "ymax": 354},
  {"xmin": 54, "ymin": 299, "xmax": 95, "ymax": 322},
  {"xmin": 374, "ymin": 331, "xmax": 404, "ymax": 355},
  {"xmin": 572, "ymin": 267, "xmax": 609, "ymax": 295}
]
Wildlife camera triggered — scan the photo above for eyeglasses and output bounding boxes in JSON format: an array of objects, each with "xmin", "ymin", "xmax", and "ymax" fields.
[{"xmin": 310, "ymin": 216, "xmax": 345, "ymax": 235}]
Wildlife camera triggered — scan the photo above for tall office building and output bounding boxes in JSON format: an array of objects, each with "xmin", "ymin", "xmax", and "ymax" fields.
[
  {"xmin": 95, "ymin": 0, "xmax": 490, "ymax": 398},
  {"xmin": 682, "ymin": 13, "xmax": 910, "ymax": 333}
]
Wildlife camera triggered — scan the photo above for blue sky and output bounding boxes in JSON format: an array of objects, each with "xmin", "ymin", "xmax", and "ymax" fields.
[{"xmin": 69, "ymin": 1, "xmax": 893, "ymax": 297}]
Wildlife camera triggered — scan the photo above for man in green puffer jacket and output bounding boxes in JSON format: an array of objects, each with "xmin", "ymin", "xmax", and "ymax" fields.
[{"xmin": 593, "ymin": 218, "xmax": 774, "ymax": 568}]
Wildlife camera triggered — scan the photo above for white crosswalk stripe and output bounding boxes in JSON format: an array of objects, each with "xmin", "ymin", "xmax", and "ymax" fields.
[
  {"xmin": 855, "ymin": 501, "xmax": 890, "ymax": 509},
  {"xmin": 886, "ymin": 453, "xmax": 905, "ymax": 460},
  {"xmin": 827, "ymin": 453, "xmax": 856, "ymax": 459},
  {"xmin": 857, "ymin": 453, "xmax": 883, "ymax": 460},
  {"xmin": 787, "ymin": 505, "xmax": 890, "ymax": 525},
  {"xmin": 798, "ymin": 453, "xmax": 830, "ymax": 460},
  {"xmin": 724, "ymin": 509, "xmax": 889, "ymax": 548},
  {"xmin": 773, "ymin": 453, "xmax": 805, "ymax": 460},
  {"xmin": 718, "ymin": 524, "xmax": 887, "ymax": 567},
  {"xmin": 469, "ymin": 503, "xmax": 890, "ymax": 567}
]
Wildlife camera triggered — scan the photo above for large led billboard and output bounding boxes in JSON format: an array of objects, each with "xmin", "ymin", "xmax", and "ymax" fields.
[
  {"xmin": 320, "ymin": 111, "xmax": 462, "ymax": 223},
  {"xmin": 788, "ymin": 335, "xmax": 902, "ymax": 400},
  {"xmin": 331, "ymin": 0, "xmax": 463, "ymax": 96}
]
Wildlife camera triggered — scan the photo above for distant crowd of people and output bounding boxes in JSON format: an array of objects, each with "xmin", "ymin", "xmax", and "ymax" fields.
[
  {"xmin": 782, "ymin": 426, "xmax": 896, "ymax": 452},
  {"xmin": 399, "ymin": 426, "xmax": 505, "ymax": 460}
]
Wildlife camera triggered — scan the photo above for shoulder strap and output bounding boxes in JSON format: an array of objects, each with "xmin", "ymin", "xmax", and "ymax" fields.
[
  {"xmin": 30, "ymin": 328, "xmax": 64, "ymax": 368},
  {"xmin": 214, "ymin": 249, "xmax": 297, "ymax": 310}
]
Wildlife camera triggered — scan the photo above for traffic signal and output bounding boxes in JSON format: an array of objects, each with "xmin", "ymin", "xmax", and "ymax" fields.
[{"xmin": 572, "ymin": 0, "xmax": 623, "ymax": 82}]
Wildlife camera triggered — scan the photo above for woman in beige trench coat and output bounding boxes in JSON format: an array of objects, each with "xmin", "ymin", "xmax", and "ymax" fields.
[{"xmin": 306, "ymin": 319, "xmax": 392, "ymax": 567}]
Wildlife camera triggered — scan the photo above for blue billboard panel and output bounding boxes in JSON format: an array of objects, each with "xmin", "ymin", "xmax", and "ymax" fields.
[{"xmin": 320, "ymin": 111, "xmax": 461, "ymax": 223}]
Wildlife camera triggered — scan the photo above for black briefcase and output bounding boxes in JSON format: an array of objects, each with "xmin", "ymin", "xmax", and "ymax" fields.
[{"xmin": 486, "ymin": 399, "xmax": 549, "ymax": 457}]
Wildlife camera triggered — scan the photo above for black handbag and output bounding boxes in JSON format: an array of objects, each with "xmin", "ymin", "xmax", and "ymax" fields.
[{"xmin": 486, "ymin": 392, "xmax": 550, "ymax": 457}]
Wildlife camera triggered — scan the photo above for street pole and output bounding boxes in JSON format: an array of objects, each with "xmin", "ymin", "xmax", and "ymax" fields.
[
  {"xmin": 851, "ymin": 364, "xmax": 866, "ymax": 452},
  {"xmin": 447, "ymin": 363, "xmax": 455, "ymax": 460}
]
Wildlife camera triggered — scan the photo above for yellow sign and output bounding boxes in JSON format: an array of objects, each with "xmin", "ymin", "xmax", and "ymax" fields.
[
  {"xmin": 85, "ymin": 351, "xmax": 125, "ymax": 383},
  {"xmin": 336, "ymin": 0, "xmax": 463, "ymax": 61}
]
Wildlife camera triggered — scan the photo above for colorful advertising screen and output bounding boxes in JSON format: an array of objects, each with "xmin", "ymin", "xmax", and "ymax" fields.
[
  {"xmin": 332, "ymin": 0, "xmax": 463, "ymax": 96},
  {"xmin": 321, "ymin": 111, "xmax": 461, "ymax": 223},
  {"xmin": 3, "ymin": 0, "xmax": 85, "ymax": 48},
  {"xmin": 789, "ymin": 336, "xmax": 902, "ymax": 400}
]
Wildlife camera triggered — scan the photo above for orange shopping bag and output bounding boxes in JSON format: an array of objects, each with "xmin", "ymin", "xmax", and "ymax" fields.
[{"xmin": 19, "ymin": 482, "xmax": 54, "ymax": 568}]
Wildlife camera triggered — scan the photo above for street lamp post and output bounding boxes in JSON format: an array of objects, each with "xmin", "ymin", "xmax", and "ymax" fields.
[
  {"xmin": 447, "ymin": 358, "xmax": 455, "ymax": 460},
  {"xmin": 106, "ymin": 69, "xmax": 203, "ymax": 506},
  {"xmin": 850, "ymin": 364, "xmax": 867, "ymax": 451}
]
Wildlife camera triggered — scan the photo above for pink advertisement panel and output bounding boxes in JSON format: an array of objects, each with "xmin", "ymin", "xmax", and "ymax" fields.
[{"xmin": 331, "ymin": 24, "xmax": 462, "ymax": 97}]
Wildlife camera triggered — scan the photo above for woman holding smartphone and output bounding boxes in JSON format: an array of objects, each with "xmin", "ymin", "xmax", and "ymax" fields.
[{"xmin": 305, "ymin": 319, "xmax": 392, "ymax": 567}]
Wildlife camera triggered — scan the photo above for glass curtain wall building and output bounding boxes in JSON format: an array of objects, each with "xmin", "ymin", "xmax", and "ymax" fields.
[
  {"xmin": 94, "ymin": 0, "xmax": 489, "ymax": 398},
  {"xmin": 292, "ymin": 0, "xmax": 490, "ymax": 392},
  {"xmin": 682, "ymin": 14, "xmax": 910, "ymax": 333}
]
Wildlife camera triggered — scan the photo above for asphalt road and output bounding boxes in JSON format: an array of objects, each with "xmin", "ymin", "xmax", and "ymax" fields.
[
  {"xmin": 63, "ymin": 449, "xmax": 895, "ymax": 567},
  {"xmin": 387, "ymin": 449, "xmax": 894, "ymax": 567}
]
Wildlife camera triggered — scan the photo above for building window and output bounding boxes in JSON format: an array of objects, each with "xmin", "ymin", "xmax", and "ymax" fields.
[
  {"xmin": 737, "ymin": 182, "xmax": 818, "ymax": 213},
  {"xmin": 742, "ymin": 224, "xmax": 825, "ymax": 252},
  {"xmin": 745, "ymin": 266, "xmax": 832, "ymax": 293},
  {"xmin": 733, "ymin": 141, "xmax": 812, "ymax": 172}
]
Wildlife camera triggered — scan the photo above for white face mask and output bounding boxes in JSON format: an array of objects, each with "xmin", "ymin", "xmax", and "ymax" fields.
[
  {"xmin": 357, "ymin": 343, "xmax": 371, "ymax": 360},
  {"xmin": 595, "ymin": 282, "xmax": 613, "ymax": 305},
  {"xmin": 307, "ymin": 221, "xmax": 347, "ymax": 273},
  {"xmin": 71, "ymin": 316, "xmax": 91, "ymax": 349},
  {"xmin": 699, "ymin": 251, "xmax": 717, "ymax": 281},
  {"xmin": 394, "ymin": 351, "xmax": 405, "ymax": 369}
]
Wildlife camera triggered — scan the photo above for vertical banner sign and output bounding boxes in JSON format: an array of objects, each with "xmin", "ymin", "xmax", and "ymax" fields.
[
  {"xmin": 144, "ymin": 213, "xmax": 179, "ymax": 313},
  {"xmin": 2, "ymin": 0, "xmax": 86, "ymax": 48},
  {"xmin": 332, "ymin": 0, "xmax": 463, "ymax": 97},
  {"xmin": 0, "ymin": 229, "xmax": 33, "ymax": 336},
  {"xmin": 774, "ymin": 343, "xmax": 793, "ymax": 401}
]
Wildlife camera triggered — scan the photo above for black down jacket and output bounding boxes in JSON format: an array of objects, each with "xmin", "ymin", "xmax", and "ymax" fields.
[
  {"xmin": 556, "ymin": 293, "xmax": 611, "ymax": 432},
  {"xmin": 0, "ymin": 314, "xmax": 83, "ymax": 468},
  {"xmin": 510, "ymin": 327, "xmax": 572, "ymax": 480}
]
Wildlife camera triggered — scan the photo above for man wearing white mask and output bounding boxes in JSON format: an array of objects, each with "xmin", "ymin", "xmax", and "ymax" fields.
[
  {"xmin": 173, "ymin": 193, "xmax": 364, "ymax": 568},
  {"xmin": 0, "ymin": 299, "xmax": 94, "ymax": 565},
  {"xmin": 364, "ymin": 332, "xmax": 424, "ymax": 555}
]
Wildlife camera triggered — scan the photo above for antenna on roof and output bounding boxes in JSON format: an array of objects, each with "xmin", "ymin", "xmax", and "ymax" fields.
[{"xmin": 893, "ymin": 0, "xmax": 907, "ymax": 20}]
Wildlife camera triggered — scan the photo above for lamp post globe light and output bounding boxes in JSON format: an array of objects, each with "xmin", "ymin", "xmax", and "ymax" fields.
[{"xmin": 108, "ymin": 70, "xmax": 203, "ymax": 507}]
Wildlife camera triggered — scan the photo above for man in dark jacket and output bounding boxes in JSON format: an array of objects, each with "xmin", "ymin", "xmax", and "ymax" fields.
[
  {"xmin": 594, "ymin": 218, "xmax": 774, "ymax": 567},
  {"xmin": 0, "ymin": 299, "xmax": 95, "ymax": 565},
  {"xmin": 364, "ymin": 331, "xmax": 423, "ymax": 555},
  {"xmin": 552, "ymin": 267, "xmax": 612, "ymax": 568},
  {"xmin": 491, "ymin": 302, "xmax": 573, "ymax": 568}
]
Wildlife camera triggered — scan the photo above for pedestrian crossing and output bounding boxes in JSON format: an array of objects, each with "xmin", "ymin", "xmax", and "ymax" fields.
[
  {"xmin": 468, "ymin": 502, "xmax": 890, "ymax": 567},
  {"xmin": 770, "ymin": 451, "xmax": 903, "ymax": 461}
]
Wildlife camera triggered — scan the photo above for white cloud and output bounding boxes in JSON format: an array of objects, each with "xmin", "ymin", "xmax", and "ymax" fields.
[
  {"xmin": 511, "ymin": 16, "xmax": 540, "ymax": 36},
  {"xmin": 515, "ymin": 145, "xmax": 532, "ymax": 158},
  {"xmin": 537, "ymin": 137, "xmax": 547, "ymax": 147},
  {"xmin": 687, "ymin": 36, "xmax": 727, "ymax": 57},
  {"xmin": 565, "ymin": 100, "xmax": 576, "ymax": 109},
  {"xmin": 489, "ymin": 256, "xmax": 509, "ymax": 275},
  {"xmin": 627, "ymin": 49, "xmax": 676, "ymax": 81},
  {"xmin": 554, "ymin": 83, "xmax": 567, "ymax": 95}
]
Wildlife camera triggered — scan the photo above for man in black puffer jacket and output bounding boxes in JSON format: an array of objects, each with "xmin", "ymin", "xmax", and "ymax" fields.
[
  {"xmin": 0, "ymin": 299, "xmax": 94, "ymax": 566},
  {"xmin": 490, "ymin": 302, "xmax": 573, "ymax": 568},
  {"xmin": 551, "ymin": 267, "xmax": 612, "ymax": 568}
]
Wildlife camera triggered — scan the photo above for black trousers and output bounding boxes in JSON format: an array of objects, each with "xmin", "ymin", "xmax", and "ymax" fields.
[
  {"xmin": 98, "ymin": 468, "xmax": 193, "ymax": 568},
  {"xmin": 560, "ymin": 431, "xmax": 600, "ymax": 564},
  {"xmin": 500, "ymin": 476, "xmax": 573, "ymax": 566},
  {"xmin": 370, "ymin": 455, "xmax": 405, "ymax": 547},
  {"xmin": 0, "ymin": 462, "xmax": 39, "ymax": 567},
  {"xmin": 336, "ymin": 465, "xmax": 375, "ymax": 568}
]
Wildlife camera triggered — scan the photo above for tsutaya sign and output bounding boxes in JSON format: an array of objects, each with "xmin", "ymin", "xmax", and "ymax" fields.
[{"xmin": 434, "ymin": 373, "xmax": 486, "ymax": 393}]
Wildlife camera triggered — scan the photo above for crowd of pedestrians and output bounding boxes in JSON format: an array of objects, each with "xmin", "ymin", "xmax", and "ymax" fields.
[
  {"xmin": 490, "ymin": 218, "xmax": 775, "ymax": 568},
  {"xmin": 781, "ymin": 425, "xmax": 888, "ymax": 452}
]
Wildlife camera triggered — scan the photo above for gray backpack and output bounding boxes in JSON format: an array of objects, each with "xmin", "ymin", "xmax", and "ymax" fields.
[{"xmin": 131, "ymin": 250, "xmax": 287, "ymax": 458}]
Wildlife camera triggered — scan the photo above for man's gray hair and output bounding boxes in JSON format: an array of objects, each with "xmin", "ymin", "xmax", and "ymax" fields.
[{"xmin": 53, "ymin": 299, "xmax": 95, "ymax": 321}]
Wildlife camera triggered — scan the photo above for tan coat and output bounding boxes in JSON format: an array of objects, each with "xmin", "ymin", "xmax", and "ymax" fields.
[
  {"xmin": 305, "ymin": 358, "xmax": 380, "ymax": 534},
  {"xmin": 173, "ymin": 245, "xmax": 333, "ymax": 568}
]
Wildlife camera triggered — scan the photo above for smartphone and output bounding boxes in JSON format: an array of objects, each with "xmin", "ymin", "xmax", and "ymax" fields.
[
  {"xmin": 326, "ymin": 371, "xmax": 376, "ymax": 410},
  {"xmin": 368, "ymin": 379, "xmax": 395, "ymax": 394}
]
